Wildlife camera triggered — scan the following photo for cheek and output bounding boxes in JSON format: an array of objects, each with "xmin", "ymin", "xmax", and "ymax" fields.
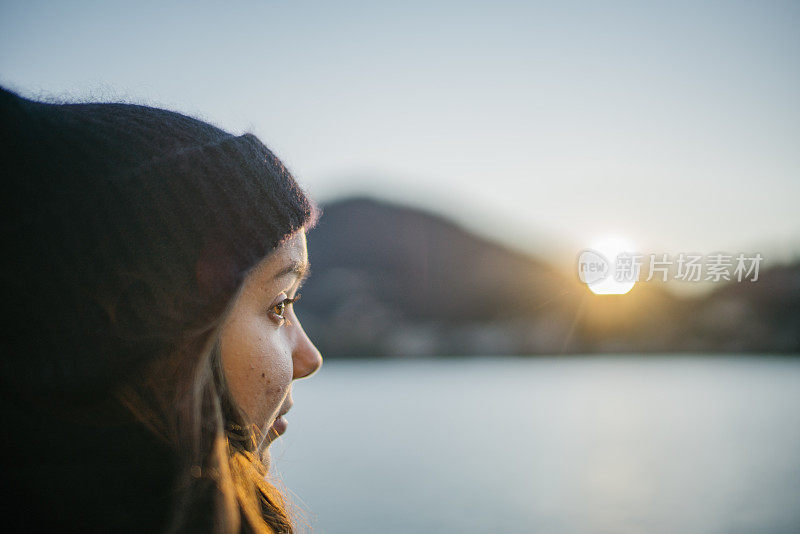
[{"xmin": 220, "ymin": 316, "xmax": 294, "ymax": 427}]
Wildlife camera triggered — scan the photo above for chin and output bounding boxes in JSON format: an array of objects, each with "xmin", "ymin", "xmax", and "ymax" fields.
[{"xmin": 258, "ymin": 446, "xmax": 272, "ymax": 468}]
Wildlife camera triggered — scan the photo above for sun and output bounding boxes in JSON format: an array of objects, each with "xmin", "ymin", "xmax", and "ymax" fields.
[{"xmin": 583, "ymin": 235, "xmax": 638, "ymax": 295}]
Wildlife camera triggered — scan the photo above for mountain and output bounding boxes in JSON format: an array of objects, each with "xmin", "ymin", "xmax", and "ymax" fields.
[{"xmin": 297, "ymin": 196, "xmax": 800, "ymax": 357}]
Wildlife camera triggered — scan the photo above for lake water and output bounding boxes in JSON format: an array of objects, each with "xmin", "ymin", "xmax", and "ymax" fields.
[{"xmin": 270, "ymin": 356, "xmax": 800, "ymax": 534}]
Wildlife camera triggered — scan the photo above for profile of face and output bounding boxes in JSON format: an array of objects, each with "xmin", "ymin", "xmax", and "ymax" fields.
[{"xmin": 219, "ymin": 230, "xmax": 322, "ymax": 450}]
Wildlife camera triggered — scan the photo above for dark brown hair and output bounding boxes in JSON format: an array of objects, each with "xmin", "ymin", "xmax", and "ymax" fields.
[
  {"xmin": 117, "ymin": 275, "xmax": 301, "ymax": 533},
  {"xmin": 0, "ymin": 87, "xmax": 318, "ymax": 532}
]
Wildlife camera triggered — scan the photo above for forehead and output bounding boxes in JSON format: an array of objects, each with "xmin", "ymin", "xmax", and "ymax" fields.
[
  {"xmin": 271, "ymin": 231, "xmax": 307, "ymax": 264},
  {"xmin": 247, "ymin": 230, "xmax": 308, "ymax": 286}
]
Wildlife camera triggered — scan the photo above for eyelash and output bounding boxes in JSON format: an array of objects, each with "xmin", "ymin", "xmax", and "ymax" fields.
[{"xmin": 269, "ymin": 294, "xmax": 302, "ymax": 324}]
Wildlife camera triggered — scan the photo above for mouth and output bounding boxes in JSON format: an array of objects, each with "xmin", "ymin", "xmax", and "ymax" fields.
[{"xmin": 269, "ymin": 403, "xmax": 292, "ymax": 437}]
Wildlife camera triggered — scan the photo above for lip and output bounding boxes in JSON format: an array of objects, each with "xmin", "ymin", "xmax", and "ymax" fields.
[
  {"xmin": 270, "ymin": 403, "xmax": 292, "ymax": 436},
  {"xmin": 270, "ymin": 415, "xmax": 288, "ymax": 436},
  {"xmin": 277, "ymin": 402, "xmax": 292, "ymax": 418}
]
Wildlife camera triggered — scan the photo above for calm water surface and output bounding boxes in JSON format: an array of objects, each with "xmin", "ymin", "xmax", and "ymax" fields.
[{"xmin": 270, "ymin": 356, "xmax": 800, "ymax": 534}]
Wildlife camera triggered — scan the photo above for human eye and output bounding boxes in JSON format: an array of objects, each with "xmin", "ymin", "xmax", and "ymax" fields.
[{"xmin": 268, "ymin": 294, "xmax": 302, "ymax": 324}]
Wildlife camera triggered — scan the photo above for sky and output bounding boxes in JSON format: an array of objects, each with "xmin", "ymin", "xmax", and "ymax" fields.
[{"xmin": 2, "ymin": 0, "xmax": 799, "ymax": 269}]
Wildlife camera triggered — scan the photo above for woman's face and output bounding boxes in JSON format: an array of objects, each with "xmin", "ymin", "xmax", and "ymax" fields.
[{"xmin": 219, "ymin": 229, "xmax": 322, "ymax": 448}]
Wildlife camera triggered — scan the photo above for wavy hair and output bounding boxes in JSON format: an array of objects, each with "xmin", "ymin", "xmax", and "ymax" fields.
[{"xmin": 116, "ymin": 279, "xmax": 301, "ymax": 533}]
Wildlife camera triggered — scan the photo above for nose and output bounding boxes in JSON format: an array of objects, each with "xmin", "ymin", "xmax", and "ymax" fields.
[{"xmin": 291, "ymin": 319, "xmax": 322, "ymax": 380}]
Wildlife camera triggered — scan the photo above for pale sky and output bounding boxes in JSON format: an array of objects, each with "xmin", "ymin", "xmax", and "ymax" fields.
[{"xmin": 2, "ymin": 0, "xmax": 798, "ymax": 267}]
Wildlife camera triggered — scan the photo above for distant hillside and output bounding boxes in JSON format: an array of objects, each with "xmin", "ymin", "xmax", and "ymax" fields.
[{"xmin": 298, "ymin": 197, "xmax": 800, "ymax": 357}]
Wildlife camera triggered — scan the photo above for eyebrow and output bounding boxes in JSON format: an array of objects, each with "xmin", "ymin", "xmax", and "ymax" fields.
[{"xmin": 272, "ymin": 260, "xmax": 310, "ymax": 284}]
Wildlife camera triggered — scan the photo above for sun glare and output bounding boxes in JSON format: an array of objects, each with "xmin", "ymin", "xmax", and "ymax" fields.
[{"xmin": 585, "ymin": 235, "xmax": 638, "ymax": 295}]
